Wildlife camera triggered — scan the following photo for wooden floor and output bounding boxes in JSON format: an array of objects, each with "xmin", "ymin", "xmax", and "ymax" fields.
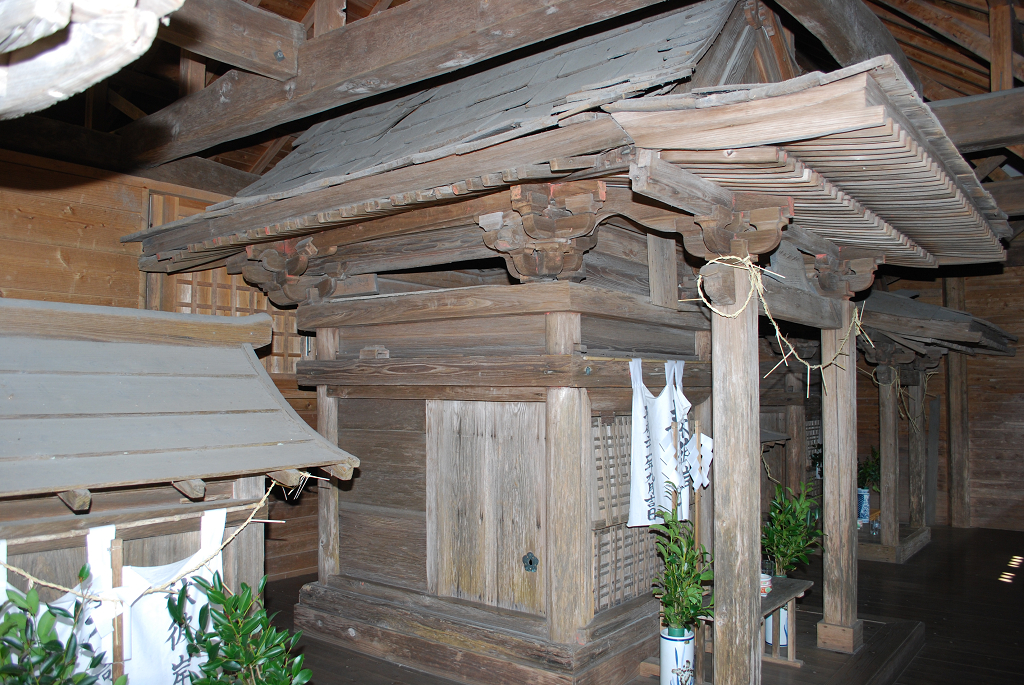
[{"xmin": 265, "ymin": 526, "xmax": 1024, "ymax": 685}]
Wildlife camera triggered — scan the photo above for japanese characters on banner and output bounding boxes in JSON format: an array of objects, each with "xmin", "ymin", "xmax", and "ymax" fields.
[{"xmin": 627, "ymin": 359, "xmax": 713, "ymax": 528}]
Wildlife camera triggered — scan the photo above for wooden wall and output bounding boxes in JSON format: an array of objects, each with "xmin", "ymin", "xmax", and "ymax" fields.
[
  {"xmin": 0, "ymin": 150, "xmax": 222, "ymax": 307},
  {"xmin": 858, "ymin": 268, "xmax": 1024, "ymax": 531}
]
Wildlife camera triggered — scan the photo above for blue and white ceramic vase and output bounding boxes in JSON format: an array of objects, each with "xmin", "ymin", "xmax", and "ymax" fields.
[
  {"xmin": 660, "ymin": 627, "xmax": 695, "ymax": 685},
  {"xmin": 857, "ymin": 487, "xmax": 870, "ymax": 525}
]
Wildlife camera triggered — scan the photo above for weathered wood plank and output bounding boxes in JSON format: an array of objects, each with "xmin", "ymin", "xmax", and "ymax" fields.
[
  {"xmin": 297, "ymin": 355, "xmax": 711, "ymax": 389},
  {"xmin": 297, "ymin": 282, "xmax": 709, "ymax": 332},
  {"xmin": 339, "ymin": 503, "xmax": 427, "ymax": 590},
  {"xmin": 158, "ymin": 0, "xmax": 304, "ymax": 81},
  {"xmin": 929, "ymin": 88, "xmax": 1024, "ymax": 153},
  {"xmin": 338, "ymin": 429, "xmax": 426, "ymax": 510},
  {"xmin": 0, "ymin": 298, "xmax": 272, "ymax": 347}
]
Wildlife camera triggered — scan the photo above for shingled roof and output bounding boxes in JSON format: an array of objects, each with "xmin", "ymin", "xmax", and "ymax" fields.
[
  {"xmin": 240, "ymin": 0, "xmax": 734, "ymax": 198},
  {"xmin": 0, "ymin": 298, "xmax": 358, "ymax": 499}
]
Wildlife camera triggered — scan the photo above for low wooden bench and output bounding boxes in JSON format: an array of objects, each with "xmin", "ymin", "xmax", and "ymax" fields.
[{"xmin": 760, "ymin": 577, "xmax": 813, "ymax": 668}]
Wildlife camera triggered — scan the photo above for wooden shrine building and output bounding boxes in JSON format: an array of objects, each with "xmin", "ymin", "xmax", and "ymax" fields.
[
  {"xmin": 0, "ymin": 298, "xmax": 359, "ymax": 599},
  {"xmin": 4, "ymin": 0, "xmax": 1024, "ymax": 684}
]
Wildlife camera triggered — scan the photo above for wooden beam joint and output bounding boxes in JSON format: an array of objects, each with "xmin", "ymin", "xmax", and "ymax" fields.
[{"xmin": 57, "ymin": 489, "xmax": 92, "ymax": 514}]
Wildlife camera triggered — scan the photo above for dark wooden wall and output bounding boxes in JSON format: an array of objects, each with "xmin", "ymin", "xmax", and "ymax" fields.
[{"xmin": 857, "ymin": 268, "xmax": 1024, "ymax": 531}]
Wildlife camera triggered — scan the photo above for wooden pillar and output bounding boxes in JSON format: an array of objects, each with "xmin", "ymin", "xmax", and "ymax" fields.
[
  {"xmin": 989, "ymin": 0, "xmax": 1015, "ymax": 93},
  {"xmin": 314, "ymin": 0, "xmax": 347, "ymax": 36},
  {"xmin": 647, "ymin": 233, "xmax": 678, "ymax": 309},
  {"xmin": 179, "ymin": 49, "xmax": 207, "ymax": 97},
  {"xmin": 785, "ymin": 403, "xmax": 806, "ymax": 496},
  {"xmin": 877, "ymin": 365, "xmax": 899, "ymax": 548},
  {"xmin": 231, "ymin": 476, "xmax": 266, "ymax": 594},
  {"xmin": 908, "ymin": 382, "xmax": 926, "ymax": 529},
  {"xmin": 707, "ymin": 261, "xmax": 761, "ymax": 685},
  {"xmin": 695, "ymin": 329, "xmax": 714, "ymax": 556},
  {"xmin": 817, "ymin": 299, "xmax": 863, "ymax": 653},
  {"xmin": 544, "ymin": 312, "xmax": 593, "ymax": 643},
  {"xmin": 943, "ymin": 277, "xmax": 971, "ymax": 528},
  {"xmin": 316, "ymin": 328, "xmax": 341, "ymax": 581}
]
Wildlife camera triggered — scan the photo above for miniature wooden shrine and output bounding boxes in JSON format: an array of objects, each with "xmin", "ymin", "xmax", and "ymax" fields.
[{"xmin": 118, "ymin": 1, "xmax": 1015, "ymax": 682}]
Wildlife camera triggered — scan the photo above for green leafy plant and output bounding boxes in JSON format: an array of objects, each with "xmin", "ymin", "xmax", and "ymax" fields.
[
  {"xmin": 858, "ymin": 447, "xmax": 881, "ymax": 492},
  {"xmin": 0, "ymin": 565, "xmax": 126, "ymax": 685},
  {"xmin": 762, "ymin": 483, "xmax": 822, "ymax": 577},
  {"xmin": 650, "ymin": 495, "xmax": 714, "ymax": 634},
  {"xmin": 167, "ymin": 572, "xmax": 311, "ymax": 685}
]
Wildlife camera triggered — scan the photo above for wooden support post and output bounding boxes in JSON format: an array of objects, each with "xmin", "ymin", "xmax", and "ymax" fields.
[
  {"xmin": 544, "ymin": 312, "xmax": 593, "ymax": 644},
  {"xmin": 179, "ymin": 49, "xmax": 207, "ymax": 98},
  {"xmin": 646, "ymin": 232, "xmax": 678, "ymax": 309},
  {"xmin": 317, "ymin": 327, "xmax": 342, "ymax": 581},
  {"xmin": 785, "ymin": 403, "xmax": 806, "ymax": 496},
  {"xmin": 908, "ymin": 382, "xmax": 926, "ymax": 529},
  {"xmin": 231, "ymin": 476, "xmax": 265, "ymax": 595},
  {"xmin": 693, "ymin": 328, "xmax": 712, "ymax": 685},
  {"xmin": 818, "ymin": 299, "xmax": 863, "ymax": 653},
  {"xmin": 989, "ymin": 0, "xmax": 1015, "ymax": 93},
  {"xmin": 943, "ymin": 277, "xmax": 971, "ymax": 528},
  {"xmin": 314, "ymin": 0, "xmax": 347, "ymax": 36},
  {"xmin": 877, "ymin": 365, "xmax": 899, "ymax": 548},
  {"xmin": 111, "ymin": 539, "xmax": 124, "ymax": 681},
  {"xmin": 694, "ymin": 329, "xmax": 714, "ymax": 555},
  {"xmin": 707, "ymin": 258, "xmax": 761, "ymax": 685}
]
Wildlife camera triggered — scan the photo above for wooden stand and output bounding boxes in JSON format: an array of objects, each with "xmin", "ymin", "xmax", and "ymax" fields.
[{"xmin": 760, "ymin": 578, "xmax": 812, "ymax": 668}]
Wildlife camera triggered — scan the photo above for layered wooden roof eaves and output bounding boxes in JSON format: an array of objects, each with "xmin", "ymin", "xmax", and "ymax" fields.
[
  {"xmin": 0, "ymin": 298, "xmax": 359, "ymax": 499},
  {"xmin": 124, "ymin": 26, "xmax": 1008, "ymax": 270},
  {"xmin": 613, "ymin": 57, "xmax": 1009, "ymax": 265}
]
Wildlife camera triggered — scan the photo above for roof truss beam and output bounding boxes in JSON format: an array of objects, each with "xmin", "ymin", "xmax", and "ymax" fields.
[
  {"xmin": 158, "ymin": 0, "xmax": 305, "ymax": 81},
  {"xmin": 121, "ymin": 0, "xmax": 670, "ymax": 167}
]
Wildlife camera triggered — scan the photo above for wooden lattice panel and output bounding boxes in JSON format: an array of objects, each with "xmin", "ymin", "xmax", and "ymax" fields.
[
  {"xmin": 592, "ymin": 415, "xmax": 659, "ymax": 613},
  {"xmin": 149, "ymin": 192, "xmax": 307, "ymax": 375},
  {"xmin": 169, "ymin": 269, "xmax": 305, "ymax": 374}
]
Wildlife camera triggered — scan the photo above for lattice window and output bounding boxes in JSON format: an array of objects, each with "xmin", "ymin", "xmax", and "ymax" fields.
[
  {"xmin": 592, "ymin": 414, "xmax": 659, "ymax": 613},
  {"xmin": 149, "ymin": 193, "xmax": 308, "ymax": 374},
  {"xmin": 169, "ymin": 270, "xmax": 305, "ymax": 374}
]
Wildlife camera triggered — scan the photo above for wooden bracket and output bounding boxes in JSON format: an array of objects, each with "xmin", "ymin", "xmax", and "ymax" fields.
[
  {"xmin": 812, "ymin": 254, "xmax": 879, "ymax": 299},
  {"xmin": 172, "ymin": 479, "xmax": 206, "ymax": 500},
  {"xmin": 479, "ymin": 182, "xmax": 605, "ymax": 281},
  {"xmin": 861, "ymin": 340, "xmax": 916, "ymax": 367},
  {"xmin": 57, "ymin": 489, "xmax": 92, "ymax": 513},
  {"xmin": 690, "ymin": 205, "xmax": 789, "ymax": 259},
  {"xmin": 267, "ymin": 469, "xmax": 304, "ymax": 488}
]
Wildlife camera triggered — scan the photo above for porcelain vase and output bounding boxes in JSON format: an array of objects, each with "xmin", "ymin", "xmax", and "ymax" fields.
[
  {"xmin": 857, "ymin": 487, "xmax": 870, "ymax": 524},
  {"xmin": 660, "ymin": 627, "xmax": 695, "ymax": 685}
]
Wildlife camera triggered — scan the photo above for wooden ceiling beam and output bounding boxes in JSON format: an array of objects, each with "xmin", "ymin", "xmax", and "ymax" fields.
[
  {"xmin": 120, "ymin": 0, "xmax": 671, "ymax": 167},
  {"xmin": 929, "ymin": 86, "xmax": 1024, "ymax": 150},
  {"xmin": 983, "ymin": 177, "xmax": 1024, "ymax": 215},
  {"xmin": 873, "ymin": 0, "xmax": 1024, "ymax": 81},
  {"xmin": 772, "ymin": 0, "xmax": 923, "ymax": 92},
  {"xmin": 158, "ymin": 0, "xmax": 305, "ymax": 81}
]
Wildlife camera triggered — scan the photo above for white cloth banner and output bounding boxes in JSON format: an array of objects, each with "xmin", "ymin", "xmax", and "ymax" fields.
[
  {"xmin": 123, "ymin": 507, "xmax": 226, "ymax": 685},
  {"xmin": 627, "ymin": 359, "xmax": 713, "ymax": 527},
  {"xmin": 0, "ymin": 509, "xmax": 227, "ymax": 685}
]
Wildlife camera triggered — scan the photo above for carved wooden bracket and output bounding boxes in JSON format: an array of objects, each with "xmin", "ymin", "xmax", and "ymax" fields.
[
  {"xmin": 685, "ymin": 204, "xmax": 790, "ymax": 259},
  {"xmin": 812, "ymin": 254, "xmax": 879, "ymax": 299},
  {"xmin": 478, "ymin": 183, "xmax": 604, "ymax": 281},
  {"xmin": 861, "ymin": 340, "xmax": 917, "ymax": 367}
]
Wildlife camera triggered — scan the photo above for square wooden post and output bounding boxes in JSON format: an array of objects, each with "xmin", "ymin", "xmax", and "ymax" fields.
[
  {"xmin": 943, "ymin": 277, "xmax": 970, "ymax": 528},
  {"xmin": 707, "ymin": 262, "xmax": 761, "ymax": 685},
  {"xmin": 316, "ymin": 327, "xmax": 341, "ymax": 581},
  {"xmin": 817, "ymin": 299, "xmax": 863, "ymax": 653},
  {"xmin": 544, "ymin": 312, "xmax": 594, "ymax": 643},
  {"xmin": 877, "ymin": 365, "xmax": 899, "ymax": 548},
  {"xmin": 785, "ymin": 403, "xmax": 807, "ymax": 496},
  {"xmin": 908, "ymin": 382, "xmax": 926, "ymax": 529}
]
